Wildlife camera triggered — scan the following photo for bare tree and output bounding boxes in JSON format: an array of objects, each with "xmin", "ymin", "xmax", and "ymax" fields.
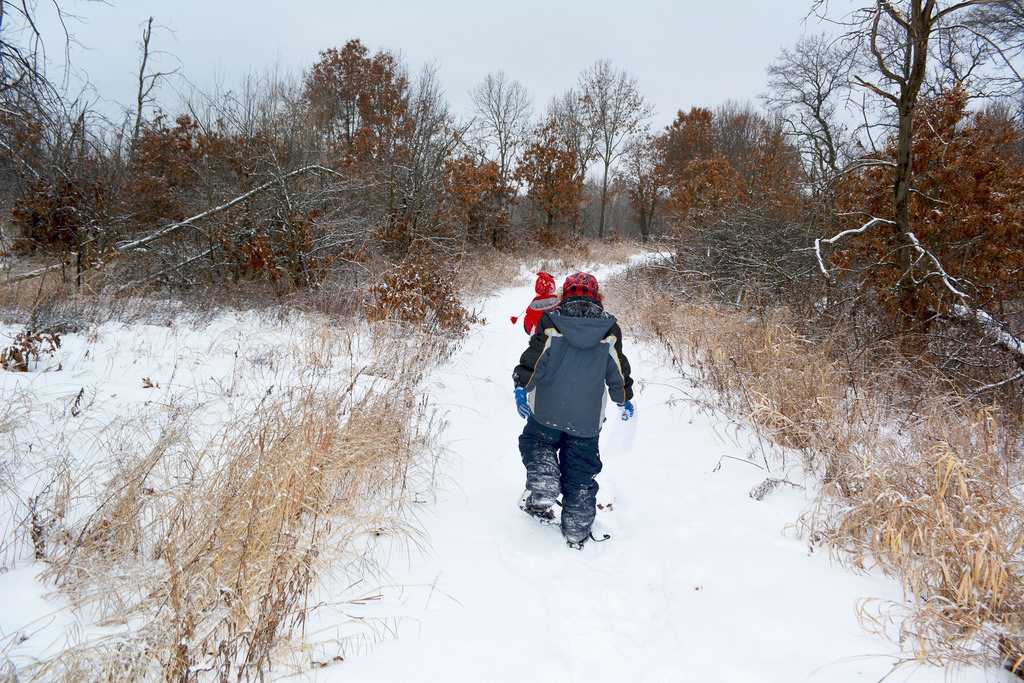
[
  {"xmin": 834, "ymin": 1, "xmax": 1016, "ymax": 239},
  {"xmin": 927, "ymin": 21, "xmax": 996, "ymax": 94},
  {"xmin": 387, "ymin": 63, "xmax": 468, "ymax": 253},
  {"xmin": 765, "ymin": 33, "xmax": 854, "ymax": 194},
  {"xmin": 967, "ymin": 1, "xmax": 1024, "ymax": 65},
  {"xmin": 0, "ymin": 0, "xmax": 61, "ymax": 95},
  {"xmin": 578, "ymin": 60, "xmax": 652, "ymax": 238},
  {"xmin": 1, "ymin": 0, "xmax": 69, "ymax": 181},
  {"xmin": 468, "ymin": 71, "xmax": 531, "ymax": 186},
  {"xmin": 546, "ymin": 88, "xmax": 595, "ymax": 188},
  {"xmin": 131, "ymin": 17, "xmax": 177, "ymax": 153}
]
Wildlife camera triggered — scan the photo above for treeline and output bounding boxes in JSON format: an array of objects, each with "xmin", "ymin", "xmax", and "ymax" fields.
[
  {"xmin": 0, "ymin": 27, "xmax": 665, "ymax": 295},
  {"xmin": 2, "ymin": 1, "xmax": 1024, "ymax": 393}
]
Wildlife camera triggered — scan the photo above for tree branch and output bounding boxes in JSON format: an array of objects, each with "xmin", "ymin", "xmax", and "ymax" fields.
[
  {"xmin": 5, "ymin": 262, "xmax": 65, "ymax": 284},
  {"xmin": 903, "ymin": 230, "xmax": 971, "ymax": 297},
  {"xmin": 971, "ymin": 369, "xmax": 1024, "ymax": 395},
  {"xmin": 115, "ymin": 247, "xmax": 217, "ymax": 294}
]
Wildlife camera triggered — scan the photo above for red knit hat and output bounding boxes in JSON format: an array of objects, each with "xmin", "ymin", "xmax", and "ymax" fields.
[
  {"xmin": 535, "ymin": 272, "xmax": 556, "ymax": 296},
  {"xmin": 562, "ymin": 271, "xmax": 599, "ymax": 300}
]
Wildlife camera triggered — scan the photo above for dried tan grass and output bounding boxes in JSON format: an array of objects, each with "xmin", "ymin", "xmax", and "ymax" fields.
[
  {"xmin": 608, "ymin": 276, "xmax": 1024, "ymax": 672},
  {"xmin": 530, "ymin": 238, "xmax": 645, "ymax": 279},
  {"xmin": 456, "ymin": 248, "xmax": 521, "ymax": 300},
  {"xmin": 0, "ymin": 384, "xmax": 75, "ymax": 569},
  {"xmin": 0, "ymin": 392, "xmax": 15, "ymax": 437},
  {"xmin": 16, "ymin": 323, "xmax": 446, "ymax": 680}
]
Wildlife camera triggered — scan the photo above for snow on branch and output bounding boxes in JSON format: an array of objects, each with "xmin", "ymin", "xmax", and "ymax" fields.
[
  {"xmin": 903, "ymin": 231, "xmax": 971, "ymax": 298},
  {"xmin": 953, "ymin": 304, "xmax": 1024, "ymax": 362},
  {"xmin": 971, "ymin": 369, "xmax": 1024, "ymax": 396},
  {"xmin": 835, "ymin": 158, "xmax": 897, "ymax": 177},
  {"xmin": 814, "ymin": 214, "xmax": 1024, "ymax": 366},
  {"xmin": 899, "ymin": 234, "xmax": 1023, "ymax": 362},
  {"xmin": 814, "ymin": 216, "xmax": 895, "ymax": 277},
  {"xmin": 6, "ymin": 262, "xmax": 65, "ymax": 284}
]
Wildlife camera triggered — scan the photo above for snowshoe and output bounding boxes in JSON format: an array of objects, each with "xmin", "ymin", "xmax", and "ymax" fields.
[
  {"xmin": 518, "ymin": 490, "xmax": 558, "ymax": 525},
  {"xmin": 565, "ymin": 531, "xmax": 611, "ymax": 550}
]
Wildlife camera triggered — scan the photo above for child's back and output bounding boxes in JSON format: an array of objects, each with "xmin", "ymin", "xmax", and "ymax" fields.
[{"xmin": 512, "ymin": 272, "xmax": 635, "ymax": 549}]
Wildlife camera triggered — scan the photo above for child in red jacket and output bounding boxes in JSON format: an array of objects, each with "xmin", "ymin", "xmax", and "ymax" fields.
[{"xmin": 511, "ymin": 272, "xmax": 560, "ymax": 335}]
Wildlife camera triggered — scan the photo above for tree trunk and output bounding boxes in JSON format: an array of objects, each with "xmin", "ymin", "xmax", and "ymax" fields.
[
  {"xmin": 890, "ymin": 0, "xmax": 934, "ymax": 328},
  {"xmin": 893, "ymin": 101, "xmax": 914, "ymax": 236},
  {"xmin": 131, "ymin": 18, "xmax": 154, "ymax": 158},
  {"xmin": 491, "ymin": 214, "xmax": 502, "ymax": 249},
  {"xmin": 598, "ymin": 165, "xmax": 609, "ymax": 239}
]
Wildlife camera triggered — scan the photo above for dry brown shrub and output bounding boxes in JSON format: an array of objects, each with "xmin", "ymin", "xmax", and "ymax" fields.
[
  {"xmin": 0, "ymin": 328, "xmax": 62, "ymax": 372},
  {"xmin": 818, "ymin": 401, "xmax": 1024, "ymax": 669},
  {"xmin": 0, "ymin": 271, "xmax": 81, "ymax": 318},
  {"xmin": 368, "ymin": 244, "xmax": 479, "ymax": 332},
  {"xmin": 609, "ymin": 275, "xmax": 1024, "ymax": 671}
]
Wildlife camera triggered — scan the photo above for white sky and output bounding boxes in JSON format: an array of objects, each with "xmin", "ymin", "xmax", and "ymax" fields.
[{"xmin": 31, "ymin": 0, "xmax": 847, "ymax": 129}]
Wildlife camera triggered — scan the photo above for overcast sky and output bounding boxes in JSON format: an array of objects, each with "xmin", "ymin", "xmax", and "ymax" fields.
[{"xmin": 31, "ymin": 0, "xmax": 847, "ymax": 129}]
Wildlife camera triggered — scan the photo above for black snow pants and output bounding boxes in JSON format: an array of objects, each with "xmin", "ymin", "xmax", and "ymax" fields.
[{"xmin": 518, "ymin": 416, "xmax": 602, "ymax": 543}]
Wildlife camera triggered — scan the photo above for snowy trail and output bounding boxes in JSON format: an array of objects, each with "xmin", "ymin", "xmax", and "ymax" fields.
[{"xmin": 326, "ymin": 268, "xmax": 997, "ymax": 683}]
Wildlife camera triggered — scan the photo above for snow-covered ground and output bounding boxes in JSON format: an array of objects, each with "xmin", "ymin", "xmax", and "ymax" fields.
[
  {"xmin": 0, "ymin": 307, "xmax": 382, "ymax": 673},
  {"xmin": 319, "ymin": 263, "xmax": 1005, "ymax": 683},
  {"xmin": 0, "ymin": 261, "xmax": 1010, "ymax": 681}
]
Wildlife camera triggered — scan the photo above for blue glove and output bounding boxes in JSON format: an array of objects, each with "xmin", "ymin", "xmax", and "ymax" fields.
[
  {"xmin": 617, "ymin": 400, "xmax": 635, "ymax": 421},
  {"xmin": 515, "ymin": 387, "xmax": 531, "ymax": 419}
]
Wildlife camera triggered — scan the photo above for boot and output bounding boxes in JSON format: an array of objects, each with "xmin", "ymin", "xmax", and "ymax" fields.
[{"xmin": 518, "ymin": 490, "xmax": 558, "ymax": 525}]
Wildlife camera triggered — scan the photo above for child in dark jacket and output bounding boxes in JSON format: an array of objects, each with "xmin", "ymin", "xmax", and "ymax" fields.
[{"xmin": 511, "ymin": 271, "xmax": 634, "ymax": 549}]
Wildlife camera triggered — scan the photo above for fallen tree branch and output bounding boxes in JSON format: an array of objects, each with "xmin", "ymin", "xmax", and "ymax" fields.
[
  {"xmin": 115, "ymin": 165, "xmax": 344, "ymax": 252},
  {"xmin": 895, "ymin": 233, "xmax": 1024, "ymax": 362},
  {"xmin": 6, "ymin": 164, "xmax": 346, "ymax": 285},
  {"xmin": 971, "ymin": 369, "xmax": 1024, "ymax": 396},
  {"xmin": 899, "ymin": 237, "xmax": 1024, "ymax": 364},
  {"xmin": 903, "ymin": 231, "xmax": 971, "ymax": 298},
  {"xmin": 6, "ymin": 262, "xmax": 66, "ymax": 284},
  {"xmin": 816, "ymin": 215, "xmax": 1024, "ymax": 366}
]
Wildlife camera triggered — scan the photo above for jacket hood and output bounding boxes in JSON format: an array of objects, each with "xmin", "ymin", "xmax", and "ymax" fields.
[{"xmin": 549, "ymin": 313, "xmax": 617, "ymax": 349}]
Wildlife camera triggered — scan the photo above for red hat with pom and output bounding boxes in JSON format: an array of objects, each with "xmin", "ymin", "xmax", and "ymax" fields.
[
  {"xmin": 562, "ymin": 272, "xmax": 599, "ymax": 300},
  {"xmin": 535, "ymin": 272, "xmax": 556, "ymax": 296}
]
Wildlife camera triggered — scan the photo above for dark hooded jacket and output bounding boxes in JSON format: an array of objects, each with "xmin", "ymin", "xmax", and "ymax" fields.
[{"xmin": 512, "ymin": 296, "xmax": 634, "ymax": 437}]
